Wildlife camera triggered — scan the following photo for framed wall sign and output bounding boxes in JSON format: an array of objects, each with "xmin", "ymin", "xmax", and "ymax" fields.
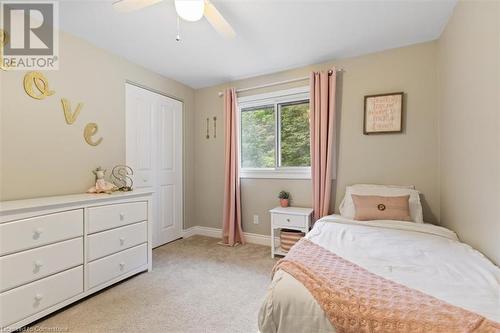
[{"xmin": 363, "ymin": 92, "xmax": 404, "ymax": 134}]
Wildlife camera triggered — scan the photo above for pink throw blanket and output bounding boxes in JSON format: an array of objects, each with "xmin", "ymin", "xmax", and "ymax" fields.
[{"xmin": 273, "ymin": 239, "xmax": 500, "ymax": 333}]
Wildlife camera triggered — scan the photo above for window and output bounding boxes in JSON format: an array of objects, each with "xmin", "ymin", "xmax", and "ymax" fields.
[{"xmin": 238, "ymin": 87, "xmax": 311, "ymax": 179}]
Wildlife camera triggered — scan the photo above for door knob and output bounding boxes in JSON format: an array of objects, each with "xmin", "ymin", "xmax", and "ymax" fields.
[{"xmin": 33, "ymin": 228, "xmax": 43, "ymax": 239}]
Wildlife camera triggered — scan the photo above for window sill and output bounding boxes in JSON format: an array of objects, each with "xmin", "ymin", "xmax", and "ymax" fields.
[{"xmin": 240, "ymin": 169, "xmax": 311, "ymax": 180}]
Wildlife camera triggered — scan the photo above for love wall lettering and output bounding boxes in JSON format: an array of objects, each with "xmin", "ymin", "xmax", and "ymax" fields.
[
  {"xmin": 0, "ymin": 29, "xmax": 13, "ymax": 71},
  {"xmin": 23, "ymin": 71, "xmax": 103, "ymax": 146}
]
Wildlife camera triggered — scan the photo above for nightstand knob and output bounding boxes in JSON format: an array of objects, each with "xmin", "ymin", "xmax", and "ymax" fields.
[
  {"xmin": 286, "ymin": 218, "xmax": 290, "ymax": 222},
  {"xmin": 119, "ymin": 213, "xmax": 125, "ymax": 221}
]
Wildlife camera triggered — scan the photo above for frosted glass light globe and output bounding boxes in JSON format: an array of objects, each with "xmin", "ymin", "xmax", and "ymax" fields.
[{"xmin": 175, "ymin": 0, "xmax": 205, "ymax": 22}]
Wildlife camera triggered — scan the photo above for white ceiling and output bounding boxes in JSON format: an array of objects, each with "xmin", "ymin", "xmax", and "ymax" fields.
[{"xmin": 59, "ymin": 0, "xmax": 456, "ymax": 88}]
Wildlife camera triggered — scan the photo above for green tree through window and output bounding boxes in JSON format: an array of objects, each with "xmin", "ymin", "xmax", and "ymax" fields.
[
  {"xmin": 241, "ymin": 105, "xmax": 275, "ymax": 168},
  {"xmin": 280, "ymin": 101, "xmax": 310, "ymax": 167},
  {"xmin": 240, "ymin": 99, "xmax": 310, "ymax": 169}
]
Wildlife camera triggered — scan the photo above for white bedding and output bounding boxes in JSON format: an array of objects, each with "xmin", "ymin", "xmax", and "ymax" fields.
[{"xmin": 259, "ymin": 215, "xmax": 500, "ymax": 333}]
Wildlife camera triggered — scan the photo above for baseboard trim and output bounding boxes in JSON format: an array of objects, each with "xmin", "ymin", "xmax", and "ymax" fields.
[{"xmin": 182, "ymin": 226, "xmax": 278, "ymax": 247}]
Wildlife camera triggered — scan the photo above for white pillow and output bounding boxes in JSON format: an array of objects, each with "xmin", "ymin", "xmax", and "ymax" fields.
[{"xmin": 339, "ymin": 184, "xmax": 424, "ymax": 223}]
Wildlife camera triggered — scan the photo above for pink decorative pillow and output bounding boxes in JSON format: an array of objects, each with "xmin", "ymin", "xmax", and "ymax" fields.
[{"xmin": 351, "ymin": 194, "xmax": 412, "ymax": 221}]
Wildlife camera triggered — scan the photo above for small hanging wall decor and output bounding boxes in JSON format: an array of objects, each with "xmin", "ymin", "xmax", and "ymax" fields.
[
  {"xmin": 0, "ymin": 29, "xmax": 13, "ymax": 71},
  {"xmin": 364, "ymin": 92, "xmax": 404, "ymax": 134},
  {"xmin": 84, "ymin": 123, "xmax": 103, "ymax": 146},
  {"xmin": 22, "ymin": 71, "xmax": 104, "ymax": 146},
  {"xmin": 213, "ymin": 116, "xmax": 217, "ymax": 139},
  {"xmin": 23, "ymin": 71, "xmax": 55, "ymax": 100},
  {"xmin": 61, "ymin": 98, "xmax": 83, "ymax": 125}
]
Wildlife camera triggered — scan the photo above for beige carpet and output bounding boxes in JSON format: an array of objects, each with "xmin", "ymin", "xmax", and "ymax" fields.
[{"xmin": 32, "ymin": 236, "xmax": 276, "ymax": 333}]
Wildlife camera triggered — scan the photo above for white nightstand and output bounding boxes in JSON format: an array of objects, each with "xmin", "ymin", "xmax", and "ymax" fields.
[{"xmin": 269, "ymin": 206, "xmax": 313, "ymax": 258}]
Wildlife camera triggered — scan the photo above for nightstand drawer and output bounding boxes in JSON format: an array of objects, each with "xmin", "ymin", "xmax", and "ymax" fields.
[{"xmin": 273, "ymin": 213, "xmax": 306, "ymax": 228}]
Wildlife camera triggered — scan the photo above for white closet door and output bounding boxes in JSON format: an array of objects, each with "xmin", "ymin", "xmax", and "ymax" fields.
[
  {"xmin": 126, "ymin": 85, "xmax": 154, "ymax": 189},
  {"xmin": 126, "ymin": 83, "xmax": 183, "ymax": 248},
  {"xmin": 155, "ymin": 95, "xmax": 183, "ymax": 246}
]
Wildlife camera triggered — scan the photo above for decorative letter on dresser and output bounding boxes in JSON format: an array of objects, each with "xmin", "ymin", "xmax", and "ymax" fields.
[{"xmin": 0, "ymin": 190, "xmax": 153, "ymax": 332}]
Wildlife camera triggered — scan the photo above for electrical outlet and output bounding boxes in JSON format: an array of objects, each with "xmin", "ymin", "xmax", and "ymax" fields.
[{"xmin": 253, "ymin": 214, "xmax": 259, "ymax": 225}]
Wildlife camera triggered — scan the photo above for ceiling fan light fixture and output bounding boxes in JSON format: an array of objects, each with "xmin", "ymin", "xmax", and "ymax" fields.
[{"xmin": 175, "ymin": 0, "xmax": 205, "ymax": 22}]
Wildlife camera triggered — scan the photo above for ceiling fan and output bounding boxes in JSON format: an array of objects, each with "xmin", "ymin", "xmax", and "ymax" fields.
[{"xmin": 112, "ymin": 0, "xmax": 236, "ymax": 39}]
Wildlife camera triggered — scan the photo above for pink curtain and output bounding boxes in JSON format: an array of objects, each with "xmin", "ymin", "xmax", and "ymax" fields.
[
  {"xmin": 221, "ymin": 88, "xmax": 245, "ymax": 246},
  {"xmin": 310, "ymin": 69, "xmax": 337, "ymax": 221}
]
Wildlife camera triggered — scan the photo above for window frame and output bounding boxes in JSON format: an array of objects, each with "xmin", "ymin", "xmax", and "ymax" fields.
[{"xmin": 237, "ymin": 86, "xmax": 311, "ymax": 179}]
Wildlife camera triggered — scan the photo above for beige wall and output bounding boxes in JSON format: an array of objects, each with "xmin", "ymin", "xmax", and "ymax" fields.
[
  {"xmin": 0, "ymin": 31, "xmax": 197, "ymax": 229},
  {"xmin": 437, "ymin": 1, "xmax": 500, "ymax": 265},
  {"xmin": 194, "ymin": 42, "xmax": 440, "ymax": 235}
]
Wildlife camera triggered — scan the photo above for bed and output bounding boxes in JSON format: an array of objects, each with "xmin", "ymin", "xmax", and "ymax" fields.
[{"xmin": 258, "ymin": 186, "xmax": 500, "ymax": 333}]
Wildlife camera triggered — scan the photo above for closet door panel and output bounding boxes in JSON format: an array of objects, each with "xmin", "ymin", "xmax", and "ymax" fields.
[
  {"xmin": 126, "ymin": 85, "xmax": 154, "ymax": 189},
  {"xmin": 126, "ymin": 83, "xmax": 183, "ymax": 248},
  {"xmin": 155, "ymin": 98, "xmax": 182, "ymax": 246}
]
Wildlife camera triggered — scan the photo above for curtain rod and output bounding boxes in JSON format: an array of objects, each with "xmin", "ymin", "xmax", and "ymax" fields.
[{"xmin": 217, "ymin": 68, "xmax": 344, "ymax": 97}]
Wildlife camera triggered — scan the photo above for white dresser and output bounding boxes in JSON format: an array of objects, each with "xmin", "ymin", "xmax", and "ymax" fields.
[{"xmin": 0, "ymin": 190, "xmax": 153, "ymax": 332}]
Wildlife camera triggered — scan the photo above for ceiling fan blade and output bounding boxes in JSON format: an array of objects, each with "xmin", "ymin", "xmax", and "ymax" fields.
[
  {"xmin": 112, "ymin": 0, "xmax": 163, "ymax": 12},
  {"xmin": 203, "ymin": 0, "xmax": 236, "ymax": 38}
]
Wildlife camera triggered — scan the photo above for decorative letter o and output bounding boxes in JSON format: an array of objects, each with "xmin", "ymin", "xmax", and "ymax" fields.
[{"xmin": 23, "ymin": 71, "xmax": 55, "ymax": 100}]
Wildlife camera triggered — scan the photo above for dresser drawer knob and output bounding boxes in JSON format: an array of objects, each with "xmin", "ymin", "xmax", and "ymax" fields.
[
  {"xmin": 34, "ymin": 293, "xmax": 43, "ymax": 302},
  {"xmin": 119, "ymin": 262, "xmax": 126, "ymax": 270},
  {"xmin": 34, "ymin": 260, "xmax": 43, "ymax": 269},
  {"xmin": 33, "ymin": 228, "xmax": 43, "ymax": 239},
  {"xmin": 119, "ymin": 213, "xmax": 125, "ymax": 221},
  {"xmin": 119, "ymin": 237, "xmax": 126, "ymax": 245},
  {"xmin": 286, "ymin": 218, "xmax": 291, "ymax": 222}
]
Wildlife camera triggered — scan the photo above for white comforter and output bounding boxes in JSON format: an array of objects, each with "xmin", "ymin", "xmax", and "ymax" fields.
[{"xmin": 259, "ymin": 215, "xmax": 500, "ymax": 333}]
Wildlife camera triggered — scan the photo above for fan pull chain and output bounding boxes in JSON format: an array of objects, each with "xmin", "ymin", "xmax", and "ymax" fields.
[{"xmin": 176, "ymin": 16, "xmax": 181, "ymax": 42}]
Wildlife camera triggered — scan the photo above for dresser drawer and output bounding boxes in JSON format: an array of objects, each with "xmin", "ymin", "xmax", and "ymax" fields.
[
  {"xmin": 88, "ymin": 243, "xmax": 147, "ymax": 289},
  {"xmin": 0, "ymin": 238, "xmax": 83, "ymax": 292},
  {"xmin": 88, "ymin": 202, "xmax": 147, "ymax": 234},
  {"xmin": 0, "ymin": 210, "xmax": 83, "ymax": 256},
  {"xmin": 87, "ymin": 222, "xmax": 147, "ymax": 261},
  {"xmin": 0, "ymin": 266, "xmax": 83, "ymax": 327},
  {"xmin": 272, "ymin": 213, "xmax": 307, "ymax": 228}
]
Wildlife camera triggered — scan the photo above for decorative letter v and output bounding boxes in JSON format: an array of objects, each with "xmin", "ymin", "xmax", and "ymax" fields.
[{"xmin": 61, "ymin": 98, "xmax": 83, "ymax": 125}]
